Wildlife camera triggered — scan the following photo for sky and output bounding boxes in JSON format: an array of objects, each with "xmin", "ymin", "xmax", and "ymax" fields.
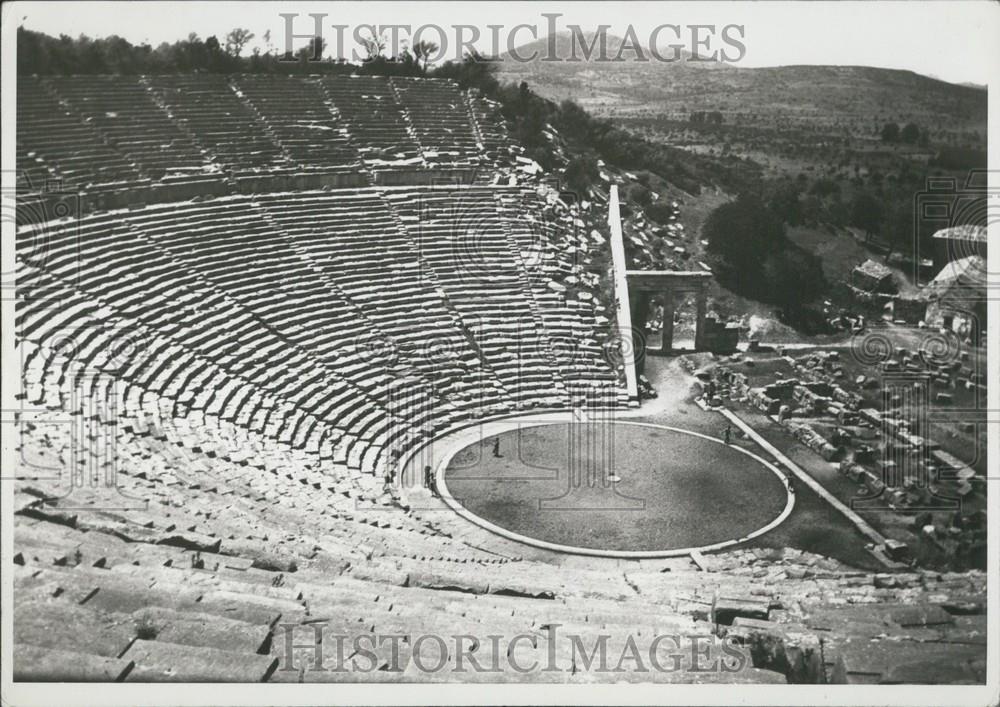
[{"xmin": 7, "ymin": 1, "xmax": 998, "ymax": 86}]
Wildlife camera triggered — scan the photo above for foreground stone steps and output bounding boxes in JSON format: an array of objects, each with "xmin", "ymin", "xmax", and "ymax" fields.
[
  {"xmin": 829, "ymin": 639, "xmax": 986, "ymax": 684},
  {"xmin": 122, "ymin": 640, "xmax": 278, "ymax": 682},
  {"xmin": 11, "ymin": 503, "xmax": 987, "ymax": 683},
  {"xmin": 14, "ymin": 646, "xmax": 134, "ymax": 682}
]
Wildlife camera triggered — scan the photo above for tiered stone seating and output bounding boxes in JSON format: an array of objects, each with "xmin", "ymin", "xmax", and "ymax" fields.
[
  {"xmin": 321, "ymin": 76, "xmax": 422, "ymax": 164},
  {"xmin": 17, "ymin": 76, "xmax": 143, "ymax": 189},
  {"xmin": 12, "ymin": 373, "xmax": 988, "ymax": 684},
  {"xmin": 46, "ymin": 76, "xmax": 212, "ymax": 181},
  {"xmin": 254, "ymin": 189, "xmax": 515, "ymax": 421},
  {"xmin": 15, "ymin": 207, "xmax": 375, "ymax": 465},
  {"xmin": 498, "ymin": 189, "xmax": 628, "ymax": 405},
  {"xmin": 380, "ymin": 187, "xmax": 571, "ymax": 408},
  {"xmin": 17, "ymin": 75, "xmax": 515, "ymax": 201},
  {"xmin": 467, "ymin": 91, "xmax": 514, "ymax": 163},
  {"xmin": 12, "ymin": 436, "xmax": 986, "ymax": 684},
  {"xmin": 232, "ymin": 75, "xmax": 363, "ymax": 175},
  {"xmin": 391, "ymin": 77, "xmax": 481, "ymax": 162},
  {"xmin": 145, "ymin": 75, "xmax": 290, "ymax": 173},
  {"xmin": 15, "ymin": 183, "xmax": 628, "ymax": 476}
]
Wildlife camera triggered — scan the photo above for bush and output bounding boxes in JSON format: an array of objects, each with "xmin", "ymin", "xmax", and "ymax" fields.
[
  {"xmin": 880, "ymin": 122, "xmax": 900, "ymax": 143},
  {"xmin": 135, "ymin": 613, "xmax": 161, "ymax": 640},
  {"xmin": 563, "ymin": 155, "xmax": 599, "ymax": 197},
  {"xmin": 704, "ymin": 195, "xmax": 787, "ymax": 267},
  {"xmin": 762, "ymin": 247, "xmax": 827, "ymax": 312},
  {"xmin": 628, "ymin": 184, "xmax": 652, "ymax": 207},
  {"xmin": 645, "ymin": 203, "xmax": 675, "ymax": 225}
]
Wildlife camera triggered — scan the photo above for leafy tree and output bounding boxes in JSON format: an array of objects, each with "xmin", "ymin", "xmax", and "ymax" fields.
[
  {"xmin": 762, "ymin": 248, "xmax": 826, "ymax": 315},
  {"xmin": 628, "ymin": 184, "xmax": 652, "ymax": 207},
  {"xmin": 412, "ymin": 40, "xmax": 439, "ymax": 72},
  {"xmin": 881, "ymin": 198, "xmax": 914, "ymax": 262},
  {"xmin": 704, "ymin": 195, "xmax": 787, "ymax": 268},
  {"xmin": 800, "ymin": 194, "xmax": 823, "ymax": 225},
  {"xmin": 645, "ymin": 203, "xmax": 675, "ymax": 225},
  {"xmin": 809, "ymin": 178, "xmax": 840, "ymax": 198},
  {"xmin": 880, "ymin": 122, "xmax": 900, "ymax": 143},
  {"xmin": 850, "ymin": 191, "xmax": 883, "ymax": 240},
  {"xmin": 900, "ymin": 122, "xmax": 921, "ymax": 144},
  {"xmin": 359, "ymin": 30, "xmax": 384, "ymax": 61},
  {"xmin": 432, "ymin": 51, "xmax": 499, "ymax": 94},
  {"xmin": 563, "ymin": 155, "xmax": 599, "ymax": 197},
  {"xmin": 768, "ymin": 182, "xmax": 803, "ymax": 226},
  {"xmin": 225, "ymin": 28, "xmax": 254, "ymax": 57}
]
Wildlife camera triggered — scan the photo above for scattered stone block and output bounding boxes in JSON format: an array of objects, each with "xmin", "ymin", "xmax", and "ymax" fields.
[
  {"xmin": 712, "ymin": 596, "xmax": 770, "ymax": 626},
  {"xmin": 882, "ymin": 539, "xmax": 909, "ymax": 561}
]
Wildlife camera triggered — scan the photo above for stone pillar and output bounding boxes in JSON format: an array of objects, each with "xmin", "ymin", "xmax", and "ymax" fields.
[
  {"xmin": 661, "ymin": 289, "xmax": 675, "ymax": 354},
  {"xmin": 694, "ymin": 285, "xmax": 707, "ymax": 351},
  {"xmin": 629, "ymin": 292, "xmax": 650, "ymax": 374}
]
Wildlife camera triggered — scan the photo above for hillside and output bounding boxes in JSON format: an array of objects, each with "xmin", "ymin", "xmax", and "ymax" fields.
[{"xmin": 497, "ymin": 32, "xmax": 987, "ymax": 142}]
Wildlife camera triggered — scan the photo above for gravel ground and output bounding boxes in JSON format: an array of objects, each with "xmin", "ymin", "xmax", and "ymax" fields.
[{"xmin": 445, "ymin": 422, "xmax": 788, "ymax": 552}]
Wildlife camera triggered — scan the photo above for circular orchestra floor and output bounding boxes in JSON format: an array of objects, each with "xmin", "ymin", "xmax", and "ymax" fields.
[{"xmin": 440, "ymin": 421, "xmax": 792, "ymax": 556}]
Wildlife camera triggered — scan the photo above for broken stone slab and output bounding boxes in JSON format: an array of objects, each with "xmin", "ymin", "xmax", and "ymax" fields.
[
  {"xmin": 122, "ymin": 639, "xmax": 278, "ymax": 682},
  {"xmin": 727, "ymin": 618, "xmax": 823, "ymax": 684},
  {"xmin": 218, "ymin": 540, "xmax": 300, "ymax": 573},
  {"xmin": 407, "ymin": 570, "xmax": 489, "ymax": 595},
  {"xmin": 156, "ymin": 531, "xmax": 222, "ymax": 554},
  {"xmin": 712, "ymin": 596, "xmax": 770, "ymax": 626},
  {"xmin": 17, "ymin": 504, "xmax": 79, "ymax": 529},
  {"xmin": 14, "ymin": 644, "xmax": 134, "ymax": 682},
  {"xmin": 487, "ymin": 580, "xmax": 556, "ymax": 600}
]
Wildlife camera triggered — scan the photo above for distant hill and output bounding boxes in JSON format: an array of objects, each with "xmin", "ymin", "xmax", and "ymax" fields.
[{"xmin": 497, "ymin": 32, "xmax": 987, "ymax": 138}]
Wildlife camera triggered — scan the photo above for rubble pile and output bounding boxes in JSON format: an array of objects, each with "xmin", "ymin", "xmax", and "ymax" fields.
[{"xmin": 698, "ymin": 346, "xmax": 986, "ymax": 571}]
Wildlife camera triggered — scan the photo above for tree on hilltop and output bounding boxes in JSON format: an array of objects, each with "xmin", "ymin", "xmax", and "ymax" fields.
[
  {"xmin": 225, "ymin": 28, "xmax": 254, "ymax": 57},
  {"xmin": 412, "ymin": 40, "xmax": 439, "ymax": 72}
]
